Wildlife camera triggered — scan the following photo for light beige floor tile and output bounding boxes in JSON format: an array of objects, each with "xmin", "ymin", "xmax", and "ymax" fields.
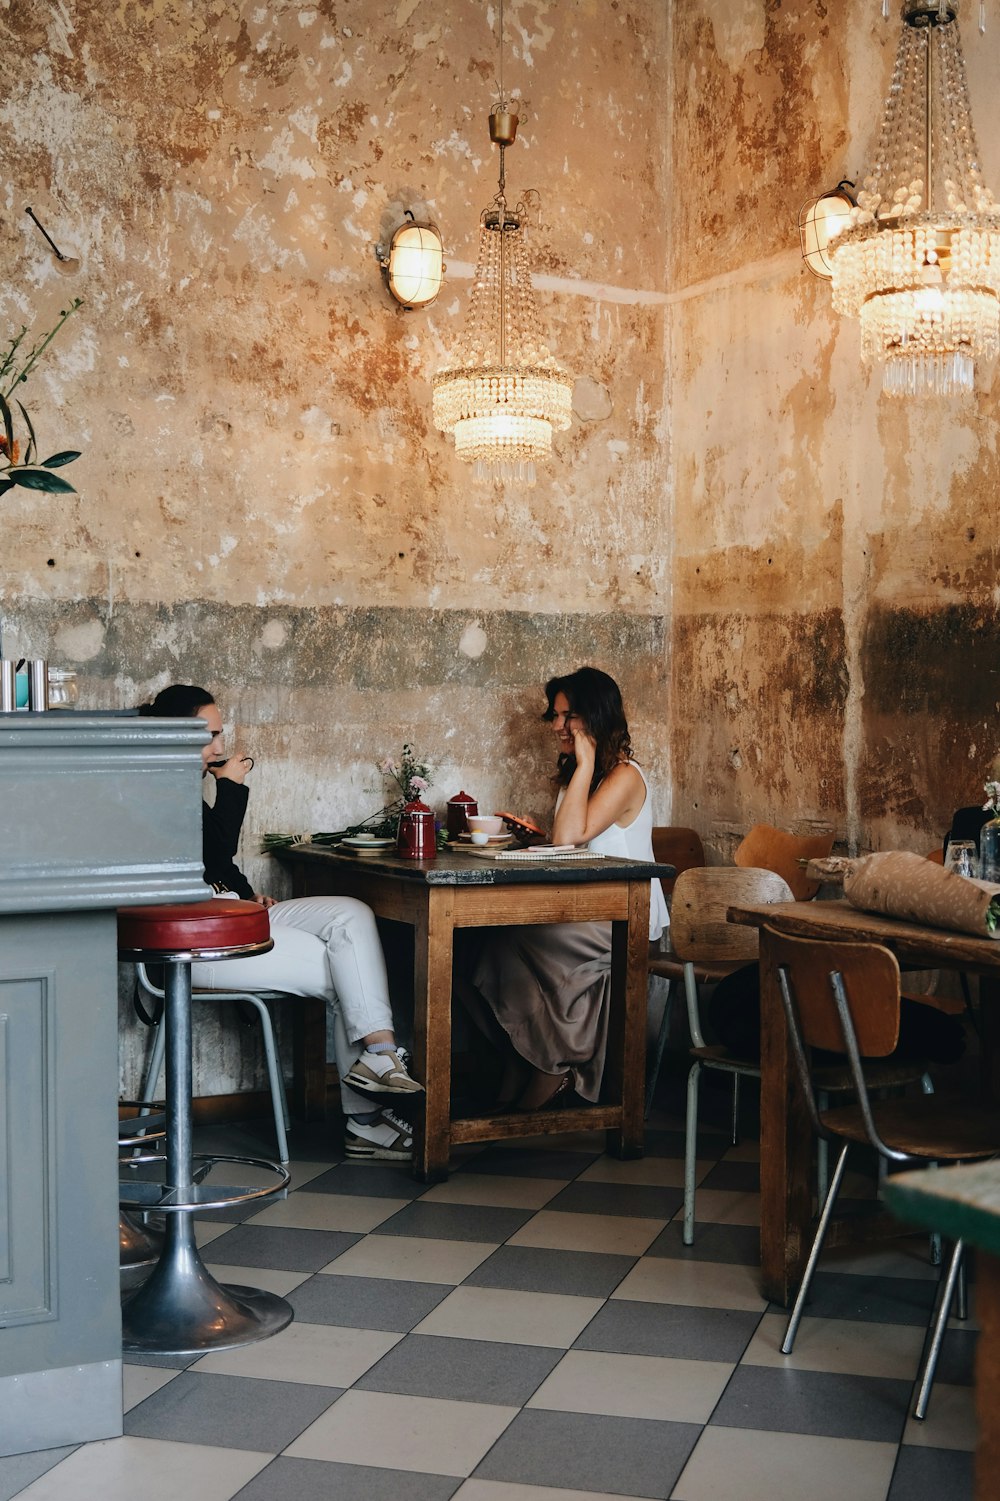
[
  {"xmin": 203, "ymin": 1263, "xmax": 312, "ymax": 1296},
  {"xmin": 190, "ymin": 1319, "xmax": 400, "ymax": 1385},
  {"xmin": 420, "ymin": 1174, "xmax": 563, "ymax": 1209},
  {"xmin": 249, "ymin": 1189, "xmax": 407, "ymax": 1232},
  {"xmin": 13, "ymin": 1436, "xmax": 270, "ymax": 1501},
  {"xmin": 902, "ymin": 1381, "xmax": 978, "ymax": 1451},
  {"xmin": 193, "ymin": 1221, "xmax": 232, "ymax": 1248},
  {"xmin": 454, "ymin": 1482, "xmax": 653, "ymax": 1501},
  {"xmin": 742, "ymin": 1312, "xmax": 924, "ymax": 1379},
  {"xmin": 578, "ymin": 1156, "xmax": 713, "ymax": 1188},
  {"xmin": 528, "ymin": 1349, "xmax": 733, "ymax": 1423},
  {"xmin": 670, "ymin": 1426, "xmax": 897, "ymax": 1501},
  {"xmin": 415, "ymin": 1285, "xmax": 604, "ymax": 1348},
  {"xmin": 686, "ymin": 1188, "xmax": 761, "ymax": 1227},
  {"xmin": 286, "ymin": 1389, "xmax": 517, "ymax": 1476},
  {"xmin": 509, "ymin": 1209, "xmax": 664, "ymax": 1256},
  {"xmin": 122, "ymin": 1365, "xmax": 180, "ymax": 1413},
  {"xmin": 319, "ymin": 1234, "xmax": 497, "ymax": 1283},
  {"xmin": 613, "ymin": 1255, "xmax": 767, "ymax": 1312}
]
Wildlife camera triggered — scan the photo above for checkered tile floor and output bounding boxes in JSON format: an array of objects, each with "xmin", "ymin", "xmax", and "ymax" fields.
[{"xmin": 0, "ymin": 1084, "xmax": 977, "ymax": 1501}]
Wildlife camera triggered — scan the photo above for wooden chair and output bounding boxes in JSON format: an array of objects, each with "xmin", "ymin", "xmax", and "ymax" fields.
[
  {"xmin": 663, "ymin": 865, "xmax": 794, "ymax": 1242},
  {"xmin": 645, "ymin": 828, "xmax": 707, "ymax": 1114},
  {"xmin": 771, "ymin": 927, "xmax": 1000, "ymax": 1418},
  {"xmin": 733, "ymin": 823, "xmax": 835, "ymax": 901}
]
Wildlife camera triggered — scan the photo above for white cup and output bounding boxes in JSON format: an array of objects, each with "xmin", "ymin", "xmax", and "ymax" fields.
[{"xmin": 470, "ymin": 830, "xmax": 490, "ymax": 845}]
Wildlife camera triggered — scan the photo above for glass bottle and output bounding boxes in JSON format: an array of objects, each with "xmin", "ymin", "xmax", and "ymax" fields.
[
  {"xmin": 980, "ymin": 818, "xmax": 1000, "ymax": 884},
  {"xmin": 46, "ymin": 667, "xmax": 78, "ymax": 709}
]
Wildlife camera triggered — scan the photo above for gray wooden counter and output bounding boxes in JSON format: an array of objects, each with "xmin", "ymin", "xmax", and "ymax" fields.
[{"xmin": 0, "ymin": 712, "xmax": 207, "ymax": 1456}]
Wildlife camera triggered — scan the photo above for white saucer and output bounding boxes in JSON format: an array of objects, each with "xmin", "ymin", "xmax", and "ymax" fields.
[
  {"xmin": 457, "ymin": 832, "xmax": 512, "ymax": 846},
  {"xmin": 341, "ymin": 836, "xmax": 394, "ymax": 849}
]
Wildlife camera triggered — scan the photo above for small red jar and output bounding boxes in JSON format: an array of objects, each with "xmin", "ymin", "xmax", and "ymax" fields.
[{"xmin": 397, "ymin": 799, "xmax": 437, "ymax": 859}]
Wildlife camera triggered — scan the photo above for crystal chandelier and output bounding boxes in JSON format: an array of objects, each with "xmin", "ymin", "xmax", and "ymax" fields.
[
  {"xmin": 827, "ymin": 0, "xmax": 1000, "ymax": 396},
  {"xmin": 432, "ymin": 9, "xmax": 572, "ymax": 486}
]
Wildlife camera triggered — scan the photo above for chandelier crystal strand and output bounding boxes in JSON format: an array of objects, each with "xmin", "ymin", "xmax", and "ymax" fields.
[{"xmin": 830, "ymin": 2, "xmax": 1000, "ymax": 397}]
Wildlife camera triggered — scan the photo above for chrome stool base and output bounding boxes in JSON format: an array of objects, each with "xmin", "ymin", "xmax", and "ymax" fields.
[
  {"xmin": 119, "ymin": 1210, "xmax": 164, "ymax": 1272},
  {"xmin": 121, "ymin": 1220, "xmax": 292, "ymax": 1355}
]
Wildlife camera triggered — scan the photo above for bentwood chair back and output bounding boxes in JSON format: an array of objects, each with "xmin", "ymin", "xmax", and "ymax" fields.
[
  {"xmin": 666, "ymin": 865, "xmax": 794, "ymax": 1242},
  {"xmin": 770, "ymin": 926, "xmax": 1000, "ymax": 1419},
  {"xmin": 733, "ymin": 823, "xmax": 835, "ymax": 902}
]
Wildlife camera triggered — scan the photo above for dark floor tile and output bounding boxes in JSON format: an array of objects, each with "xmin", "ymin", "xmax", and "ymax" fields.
[
  {"xmin": 124, "ymin": 1370, "xmax": 341, "ymax": 1451},
  {"xmin": 638, "ymin": 1128, "xmax": 691, "ymax": 1159},
  {"xmin": 232, "ymin": 1457, "xmax": 460, "ymax": 1501},
  {"xmin": 203, "ymin": 1223, "xmax": 363, "ymax": 1272},
  {"xmin": 357, "ymin": 1333, "xmax": 561, "ymax": 1405},
  {"xmin": 934, "ymin": 1327, "xmax": 978, "ymax": 1386},
  {"xmin": 646, "ymin": 1220, "xmax": 762, "ymax": 1265},
  {"xmin": 544, "ymin": 1180, "xmax": 683, "ymax": 1221},
  {"xmin": 474, "ymin": 1407, "xmax": 700, "ymax": 1498},
  {"xmin": 0, "ymin": 1445, "xmax": 76, "ymax": 1501},
  {"xmin": 698, "ymin": 1160, "xmax": 760, "ymax": 1192},
  {"xmin": 773, "ymin": 1270, "xmax": 939, "ymax": 1326},
  {"xmin": 888, "ymin": 1444, "xmax": 974, "ymax": 1501},
  {"xmin": 287, "ymin": 1273, "xmax": 450, "ymax": 1331},
  {"xmin": 575, "ymin": 1299, "xmax": 761, "ymax": 1363},
  {"xmin": 710, "ymin": 1365, "xmax": 911, "ymax": 1443},
  {"xmin": 465, "ymin": 1245, "xmax": 636, "ymax": 1298},
  {"xmin": 371, "ymin": 1201, "xmax": 533, "ymax": 1242},
  {"xmin": 122, "ymin": 1351, "xmax": 199, "ymax": 1370},
  {"xmin": 300, "ymin": 1163, "xmax": 426, "ymax": 1200},
  {"xmin": 456, "ymin": 1145, "xmax": 600, "ymax": 1179}
]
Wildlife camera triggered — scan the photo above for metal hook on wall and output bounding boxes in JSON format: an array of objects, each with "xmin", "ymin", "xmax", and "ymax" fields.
[{"xmin": 25, "ymin": 207, "xmax": 81, "ymax": 274}]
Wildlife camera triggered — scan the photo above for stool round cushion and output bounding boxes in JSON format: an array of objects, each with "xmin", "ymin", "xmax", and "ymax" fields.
[{"xmin": 118, "ymin": 899, "xmax": 272, "ymax": 960}]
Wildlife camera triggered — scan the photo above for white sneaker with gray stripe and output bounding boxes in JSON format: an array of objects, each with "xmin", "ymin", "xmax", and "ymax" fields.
[
  {"xmin": 344, "ymin": 1107, "xmax": 414, "ymax": 1160},
  {"xmin": 343, "ymin": 1046, "xmax": 424, "ymax": 1095}
]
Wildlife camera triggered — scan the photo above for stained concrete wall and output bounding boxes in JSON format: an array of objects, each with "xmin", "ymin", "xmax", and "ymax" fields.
[{"xmin": 670, "ymin": 0, "xmax": 1000, "ymax": 861}]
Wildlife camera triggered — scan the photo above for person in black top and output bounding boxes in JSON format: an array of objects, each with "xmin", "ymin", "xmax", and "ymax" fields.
[{"xmin": 138, "ymin": 685, "xmax": 421, "ymax": 1160}]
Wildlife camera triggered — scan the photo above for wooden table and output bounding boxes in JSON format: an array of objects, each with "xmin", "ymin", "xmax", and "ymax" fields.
[
  {"xmin": 277, "ymin": 844, "xmax": 673, "ymax": 1181},
  {"xmin": 727, "ymin": 898, "xmax": 1000, "ymax": 1305}
]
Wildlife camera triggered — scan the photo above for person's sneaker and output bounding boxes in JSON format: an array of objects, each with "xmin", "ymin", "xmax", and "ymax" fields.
[
  {"xmin": 344, "ymin": 1046, "xmax": 424, "ymax": 1095},
  {"xmin": 344, "ymin": 1107, "xmax": 414, "ymax": 1161}
]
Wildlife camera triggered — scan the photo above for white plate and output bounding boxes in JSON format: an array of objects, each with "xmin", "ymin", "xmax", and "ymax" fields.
[{"xmin": 341, "ymin": 836, "xmax": 395, "ymax": 849}]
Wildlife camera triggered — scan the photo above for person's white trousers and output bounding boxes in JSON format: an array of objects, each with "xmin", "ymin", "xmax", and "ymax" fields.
[{"xmin": 191, "ymin": 895, "xmax": 395, "ymax": 1116}]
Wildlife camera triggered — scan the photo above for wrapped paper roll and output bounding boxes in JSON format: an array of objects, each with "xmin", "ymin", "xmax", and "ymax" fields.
[{"xmin": 844, "ymin": 850, "xmax": 1000, "ymax": 939}]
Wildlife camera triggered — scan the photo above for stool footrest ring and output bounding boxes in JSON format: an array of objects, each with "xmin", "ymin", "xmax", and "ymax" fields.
[{"xmin": 118, "ymin": 1153, "xmax": 290, "ymax": 1212}]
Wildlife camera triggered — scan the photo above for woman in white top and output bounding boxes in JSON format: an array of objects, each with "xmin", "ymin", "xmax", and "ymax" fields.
[{"xmin": 464, "ymin": 667, "xmax": 667, "ymax": 1112}]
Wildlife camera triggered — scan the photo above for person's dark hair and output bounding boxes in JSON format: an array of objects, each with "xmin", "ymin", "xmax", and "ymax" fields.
[
  {"xmin": 137, "ymin": 684, "xmax": 215, "ymax": 718},
  {"xmin": 542, "ymin": 666, "xmax": 633, "ymax": 792}
]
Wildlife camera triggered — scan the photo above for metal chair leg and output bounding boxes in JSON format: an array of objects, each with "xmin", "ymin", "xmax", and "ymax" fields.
[
  {"xmin": 239, "ymin": 993, "xmax": 290, "ymax": 1165},
  {"xmin": 816, "ymin": 1090, "xmax": 829, "ymax": 1205},
  {"xmin": 730, "ymin": 1071, "xmax": 741, "ymax": 1148},
  {"xmin": 645, "ymin": 977, "xmax": 675, "ymax": 1120},
  {"xmin": 782, "ymin": 1142, "xmax": 850, "ymax": 1353},
  {"xmin": 683, "ymin": 1060, "xmax": 702, "ymax": 1245},
  {"xmin": 913, "ymin": 1239, "xmax": 964, "ymax": 1420}
]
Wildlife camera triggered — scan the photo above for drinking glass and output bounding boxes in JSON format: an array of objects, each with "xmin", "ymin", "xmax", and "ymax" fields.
[{"xmin": 943, "ymin": 840, "xmax": 977, "ymax": 879}]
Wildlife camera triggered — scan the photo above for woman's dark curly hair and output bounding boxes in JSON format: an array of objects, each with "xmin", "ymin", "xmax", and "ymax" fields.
[
  {"xmin": 542, "ymin": 666, "xmax": 633, "ymax": 793},
  {"xmin": 137, "ymin": 684, "xmax": 215, "ymax": 717}
]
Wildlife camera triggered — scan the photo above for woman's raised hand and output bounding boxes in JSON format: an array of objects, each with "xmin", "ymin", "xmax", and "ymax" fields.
[
  {"xmin": 211, "ymin": 752, "xmax": 254, "ymax": 784},
  {"xmin": 571, "ymin": 723, "xmax": 597, "ymax": 770}
]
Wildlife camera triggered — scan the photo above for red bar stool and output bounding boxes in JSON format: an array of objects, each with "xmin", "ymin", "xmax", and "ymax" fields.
[{"xmin": 117, "ymin": 899, "xmax": 292, "ymax": 1355}]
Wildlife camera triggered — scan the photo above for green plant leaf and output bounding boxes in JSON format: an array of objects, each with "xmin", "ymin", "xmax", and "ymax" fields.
[
  {"xmin": 16, "ymin": 400, "xmax": 37, "ymax": 464},
  {"xmin": 0, "ymin": 391, "xmax": 13, "ymax": 458},
  {"xmin": 0, "ymin": 478, "xmax": 15, "ymax": 497},
  {"xmin": 39, "ymin": 450, "xmax": 81, "ymax": 467},
  {"xmin": 11, "ymin": 467, "xmax": 77, "ymax": 494}
]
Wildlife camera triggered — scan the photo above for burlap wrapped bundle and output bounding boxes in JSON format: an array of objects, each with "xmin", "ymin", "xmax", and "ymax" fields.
[{"xmin": 844, "ymin": 850, "xmax": 1000, "ymax": 939}]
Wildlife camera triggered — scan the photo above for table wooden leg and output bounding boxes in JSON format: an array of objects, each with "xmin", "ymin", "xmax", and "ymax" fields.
[
  {"xmin": 604, "ymin": 880, "xmax": 648, "ymax": 1159},
  {"xmin": 758, "ymin": 931, "xmax": 813, "ymax": 1305},
  {"xmin": 413, "ymin": 889, "xmax": 455, "ymax": 1183}
]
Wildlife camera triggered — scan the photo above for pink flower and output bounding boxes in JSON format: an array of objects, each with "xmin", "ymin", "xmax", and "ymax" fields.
[
  {"xmin": 379, "ymin": 758, "xmax": 397, "ymax": 774},
  {"xmin": 410, "ymin": 775, "xmax": 429, "ymax": 792}
]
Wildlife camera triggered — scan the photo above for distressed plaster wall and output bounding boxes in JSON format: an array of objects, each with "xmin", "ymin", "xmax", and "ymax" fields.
[
  {"xmin": 670, "ymin": 0, "xmax": 1000, "ymax": 861},
  {"xmin": 1, "ymin": 0, "xmax": 671, "ymax": 1091}
]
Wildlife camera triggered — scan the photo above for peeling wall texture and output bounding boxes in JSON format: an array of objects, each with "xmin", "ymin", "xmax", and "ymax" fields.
[
  {"xmin": 670, "ymin": 0, "xmax": 1000, "ymax": 860},
  {"xmin": 5, "ymin": 0, "xmax": 1000, "ymax": 1090},
  {"xmin": 1, "ymin": 0, "xmax": 671, "ymax": 908}
]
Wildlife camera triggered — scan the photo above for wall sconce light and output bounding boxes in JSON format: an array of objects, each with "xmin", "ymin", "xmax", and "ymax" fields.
[
  {"xmin": 798, "ymin": 181, "xmax": 857, "ymax": 278},
  {"xmin": 377, "ymin": 211, "xmax": 444, "ymax": 309}
]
